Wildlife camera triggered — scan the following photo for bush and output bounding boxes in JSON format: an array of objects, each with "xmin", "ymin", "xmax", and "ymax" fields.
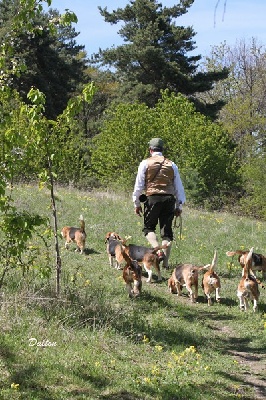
[{"xmin": 91, "ymin": 91, "xmax": 241, "ymax": 207}]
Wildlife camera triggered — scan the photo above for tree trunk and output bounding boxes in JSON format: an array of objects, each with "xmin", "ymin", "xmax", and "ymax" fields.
[{"xmin": 48, "ymin": 157, "xmax": 61, "ymax": 296}]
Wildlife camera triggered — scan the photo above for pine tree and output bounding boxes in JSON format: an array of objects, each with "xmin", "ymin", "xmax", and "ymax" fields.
[{"xmin": 95, "ymin": 0, "xmax": 228, "ymax": 119}]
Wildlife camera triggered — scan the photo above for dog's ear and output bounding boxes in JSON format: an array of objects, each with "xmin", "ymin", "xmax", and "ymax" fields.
[{"xmin": 105, "ymin": 232, "xmax": 112, "ymax": 243}]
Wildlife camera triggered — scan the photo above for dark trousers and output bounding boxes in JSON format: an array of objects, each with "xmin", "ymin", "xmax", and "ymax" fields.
[{"xmin": 143, "ymin": 195, "xmax": 175, "ymax": 241}]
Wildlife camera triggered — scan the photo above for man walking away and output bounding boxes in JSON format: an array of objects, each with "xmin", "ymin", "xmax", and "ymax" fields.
[{"xmin": 132, "ymin": 138, "xmax": 186, "ymax": 269}]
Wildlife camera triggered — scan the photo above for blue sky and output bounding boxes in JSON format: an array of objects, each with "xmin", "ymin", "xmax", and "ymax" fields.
[{"xmin": 47, "ymin": 0, "xmax": 266, "ymax": 57}]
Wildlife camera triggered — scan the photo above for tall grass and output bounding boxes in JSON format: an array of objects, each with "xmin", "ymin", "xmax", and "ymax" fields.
[{"xmin": 0, "ymin": 184, "xmax": 265, "ymax": 400}]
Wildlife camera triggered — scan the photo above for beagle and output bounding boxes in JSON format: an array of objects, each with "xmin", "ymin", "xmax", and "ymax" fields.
[
  {"xmin": 104, "ymin": 232, "xmax": 124, "ymax": 269},
  {"xmin": 61, "ymin": 215, "xmax": 86, "ymax": 254},
  {"xmin": 226, "ymin": 249, "xmax": 266, "ymax": 279},
  {"xmin": 202, "ymin": 250, "xmax": 221, "ymax": 306},
  {"xmin": 123, "ymin": 242, "xmax": 171, "ymax": 283},
  {"xmin": 105, "ymin": 232, "xmax": 170, "ymax": 282},
  {"xmin": 237, "ymin": 247, "xmax": 260, "ymax": 312},
  {"xmin": 122, "ymin": 250, "xmax": 142, "ymax": 298},
  {"xmin": 168, "ymin": 263, "xmax": 209, "ymax": 303}
]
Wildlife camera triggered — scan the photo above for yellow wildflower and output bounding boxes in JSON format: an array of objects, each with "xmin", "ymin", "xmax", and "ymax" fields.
[
  {"xmin": 11, "ymin": 383, "xmax": 19, "ymax": 390},
  {"xmin": 142, "ymin": 335, "xmax": 150, "ymax": 343},
  {"xmin": 185, "ymin": 345, "xmax": 196, "ymax": 353},
  {"xmin": 172, "ymin": 354, "xmax": 179, "ymax": 361},
  {"xmin": 152, "ymin": 366, "xmax": 160, "ymax": 375}
]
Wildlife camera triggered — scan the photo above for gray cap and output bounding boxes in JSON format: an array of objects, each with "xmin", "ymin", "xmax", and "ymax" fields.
[{"xmin": 149, "ymin": 137, "xmax": 164, "ymax": 149}]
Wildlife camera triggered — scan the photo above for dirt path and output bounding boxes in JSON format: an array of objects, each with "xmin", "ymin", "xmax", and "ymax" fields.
[
  {"xmin": 215, "ymin": 324, "xmax": 266, "ymax": 399},
  {"xmin": 228, "ymin": 350, "xmax": 266, "ymax": 399}
]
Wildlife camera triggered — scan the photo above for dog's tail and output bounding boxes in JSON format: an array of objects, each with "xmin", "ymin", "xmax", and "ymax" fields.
[
  {"xmin": 198, "ymin": 264, "xmax": 211, "ymax": 272},
  {"xmin": 152, "ymin": 241, "xmax": 172, "ymax": 253},
  {"xmin": 79, "ymin": 215, "xmax": 85, "ymax": 232},
  {"xmin": 226, "ymin": 250, "xmax": 247, "ymax": 257},
  {"xmin": 241, "ymin": 247, "xmax": 254, "ymax": 279},
  {"xmin": 209, "ymin": 249, "xmax": 218, "ymax": 273},
  {"xmin": 121, "ymin": 235, "xmax": 132, "ymax": 245}
]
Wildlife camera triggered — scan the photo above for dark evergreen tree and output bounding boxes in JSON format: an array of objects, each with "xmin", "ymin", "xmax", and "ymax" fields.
[
  {"xmin": 0, "ymin": 0, "xmax": 88, "ymax": 119},
  {"xmin": 81, "ymin": 67, "xmax": 119, "ymax": 138},
  {"xmin": 94, "ymin": 0, "xmax": 228, "ymax": 119}
]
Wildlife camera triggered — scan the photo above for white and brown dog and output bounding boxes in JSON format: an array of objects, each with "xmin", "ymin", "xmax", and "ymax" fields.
[
  {"xmin": 105, "ymin": 232, "xmax": 170, "ymax": 281},
  {"xmin": 202, "ymin": 250, "xmax": 221, "ymax": 306},
  {"xmin": 168, "ymin": 262, "xmax": 209, "ymax": 303},
  {"xmin": 237, "ymin": 247, "xmax": 260, "ymax": 312},
  {"xmin": 61, "ymin": 215, "xmax": 86, "ymax": 254},
  {"xmin": 122, "ymin": 250, "xmax": 142, "ymax": 298},
  {"xmin": 105, "ymin": 232, "xmax": 124, "ymax": 269},
  {"xmin": 123, "ymin": 242, "xmax": 171, "ymax": 283},
  {"xmin": 226, "ymin": 249, "xmax": 266, "ymax": 279}
]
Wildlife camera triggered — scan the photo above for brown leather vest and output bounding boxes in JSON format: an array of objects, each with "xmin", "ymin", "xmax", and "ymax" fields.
[{"xmin": 145, "ymin": 155, "xmax": 175, "ymax": 196}]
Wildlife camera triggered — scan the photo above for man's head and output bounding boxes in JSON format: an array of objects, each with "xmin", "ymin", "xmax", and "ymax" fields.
[{"xmin": 149, "ymin": 137, "xmax": 164, "ymax": 152}]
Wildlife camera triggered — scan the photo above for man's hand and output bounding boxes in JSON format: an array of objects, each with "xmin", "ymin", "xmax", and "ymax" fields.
[
  {"xmin": 175, "ymin": 208, "xmax": 182, "ymax": 217},
  {"xmin": 135, "ymin": 206, "xmax": 143, "ymax": 217}
]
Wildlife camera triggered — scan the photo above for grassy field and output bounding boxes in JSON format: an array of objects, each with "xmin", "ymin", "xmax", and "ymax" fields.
[{"xmin": 0, "ymin": 184, "xmax": 266, "ymax": 400}]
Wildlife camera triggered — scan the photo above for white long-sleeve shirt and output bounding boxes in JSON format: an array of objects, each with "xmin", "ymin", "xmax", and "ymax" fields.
[{"xmin": 132, "ymin": 152, "xmax": 186, "ymax": 208}]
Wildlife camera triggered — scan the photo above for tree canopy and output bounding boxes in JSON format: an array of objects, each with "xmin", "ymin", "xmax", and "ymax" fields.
[
  {"xmin": 0, "ymin": 0, "xmax": 88, "ymax": 119},
  {"xmin": 93, "ymin": 0, "xmax": 228, "ymax": 119},
  {"xmin": 199, "ymin": 38, "xmax": 266, "ymax": 217},
  {"xmin": 91, "ymin": 90, "xmax": 239, "ymax": 207}
]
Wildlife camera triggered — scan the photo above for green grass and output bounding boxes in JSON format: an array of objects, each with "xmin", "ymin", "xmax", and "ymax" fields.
[{"xmin": 0, "ymin": 184, "xmax": 266, "ymax": 400}]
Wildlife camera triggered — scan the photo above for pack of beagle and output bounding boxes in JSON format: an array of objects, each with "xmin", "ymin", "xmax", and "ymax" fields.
[{"xmin": 63, "ymin": 224, "xmax": 264, "ymax": 310}]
